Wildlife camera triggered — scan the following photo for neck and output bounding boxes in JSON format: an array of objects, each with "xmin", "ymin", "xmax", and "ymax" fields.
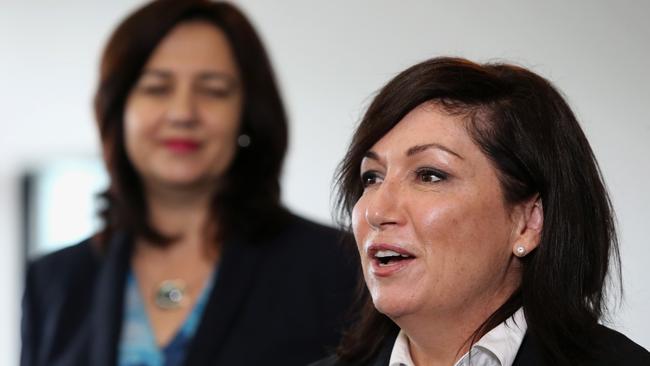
[
  {"xmin": 396, "ymin": 266, "xmax": 520, "ymax": 366},
  {"xmin": 146, "ymin": 180, "xmax": 214, "ymax": 243},
  {"xmin": 133, "ymin": 183, "xmax": 219, "ymax": 277},
  {"xmin": 399, "ymin": 309, "xmax": 487, "ymax": 366}
]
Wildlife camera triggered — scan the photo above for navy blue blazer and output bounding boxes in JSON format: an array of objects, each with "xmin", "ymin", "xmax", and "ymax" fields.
[
  {"xmin": 311, "ymin": 324, "xmax": 650, "ymax": 366},
  {"xmin": 21, "ymin": 214, "xmax": 359, "ymax": 366}
]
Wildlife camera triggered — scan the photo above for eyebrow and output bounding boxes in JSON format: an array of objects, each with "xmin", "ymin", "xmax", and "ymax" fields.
[
  {"xmin": 362, "ymin": 150, "xmax": 380, "ymax": 161},
  {"xmin": 363, "ymin": 143, "xmax": 464, "ymax": 162},
  {"xmin": 140, "ymin": 69, "xmax": 238, "ymax": 84},
  {"xmin": 406, "ymin": 143, "xmax": 464, "ymax": 160},
  {"xmin": 140, "ymin": 69, "xmax": 171, "ymax": 79},
  {"xmin": 197, "ymin": 72, "xmax": 237, "ymax": 84}
]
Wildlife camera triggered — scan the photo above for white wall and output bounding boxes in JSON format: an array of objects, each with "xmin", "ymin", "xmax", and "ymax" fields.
[{"xmin": 1, "ymin": 0, "xmax": 648, "ymax": 363}]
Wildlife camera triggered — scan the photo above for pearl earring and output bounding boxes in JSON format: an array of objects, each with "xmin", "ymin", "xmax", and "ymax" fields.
[
  {"xmin": 237, "ymin": 134, "xmax": 251, "ymax": 148},
  {"xmin": 515, "ymin": 245, "xmax": 527, "ymax": 257}
]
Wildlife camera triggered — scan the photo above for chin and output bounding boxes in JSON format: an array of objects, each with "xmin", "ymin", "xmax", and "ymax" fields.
[
  {"xmin": 159, "ymin": 174, "xmax": 201, "ymax": 185},
  {"xmin": 152, "ymin": 173, "xmax": 215, "ymax": 190},
  {"xmin": 370, "ymin": 290, "xmax": 419, "ymax": 319}
]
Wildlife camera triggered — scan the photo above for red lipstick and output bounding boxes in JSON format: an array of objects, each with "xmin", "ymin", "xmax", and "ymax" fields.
[{"xmin": 163, "ymin": 138, "xmax": 200, "ymax": 153}]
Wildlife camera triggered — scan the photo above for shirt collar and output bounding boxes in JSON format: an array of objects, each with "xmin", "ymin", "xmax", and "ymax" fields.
[
  {"xmin": 388, "ymin": 308, "xmax": 527, "ymax": 366},
  {"xmin": 389, "ymin": 330, "xmax": 416, "ymax": 366},
  {"xmin": 473, "ymin": 307, "xmax": 527, "ymax": 366}
]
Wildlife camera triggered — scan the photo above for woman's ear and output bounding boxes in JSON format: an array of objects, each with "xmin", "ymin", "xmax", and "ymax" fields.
[{"xmin": 511, "ymin": 195, "xmax": 543, "ymax": 257}]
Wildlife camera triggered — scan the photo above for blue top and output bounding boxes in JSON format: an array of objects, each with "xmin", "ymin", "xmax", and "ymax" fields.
[{"xmin": 117, "ymin": 270, "xmax": 216, "ymax": 366}]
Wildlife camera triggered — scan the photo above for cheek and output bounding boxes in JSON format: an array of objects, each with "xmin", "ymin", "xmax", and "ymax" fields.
[
  {"xmin": 123, "ymin": 98, "xmax": 157, "ymax": 146},
  {"xmin": 413, "ymin": 190, "xmax": 510, "ymax": 252},
  {"xmin": 122, "ymin": 98, "xmax": 166, "ymax": 176},
  {"xmin": 123, "ymin": 117, "xmax": 142, "ymax": 148},
  {"xmin": 202, "ymin": 105, "xmax": 242, "ymax": 152},
  {"xmin": 203, "ymin": 121, "xmax": 239, "ymax": 173},
  {"xmin": 351, "ymin": 198, "xmax": 367, "ymax": 254},
  {"xmin": 413, "ymin": 194, "xmax": 514, "ymax": 290},
  {"xmin": 203, "ymin": 95, "xmax": 243, "ymax": 130},
  {"xmin": 123, "ymin": 122, "xmax": 151, "ymax": 172},
  {"xmin": 407, "ymin": 196, "xmax": 489, "ymax": 283},
  {"xmin": 205, "ymin": 115, "xmax": 239, "ymax": 137},
  {"xmin": 123, "ymin": 111, "xmax": 144, "ymax": 160},
  {"xmin": 409, "ymin": 199, "xmax": 460, "ymax": 250}
]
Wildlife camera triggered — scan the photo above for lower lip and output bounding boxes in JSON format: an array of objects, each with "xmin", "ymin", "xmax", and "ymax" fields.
[
  {"xmin": 164, "ymin": 141, "xmax": 200, "ymax": 153},
  {"xmin": 370, "ymin": 257, "xmax": 415, "ymax": 277}
]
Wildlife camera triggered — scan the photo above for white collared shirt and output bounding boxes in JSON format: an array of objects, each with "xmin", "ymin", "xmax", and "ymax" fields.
[{"xmin": 389, "ymin": 308, "xmax": 527, "ymax": 366}]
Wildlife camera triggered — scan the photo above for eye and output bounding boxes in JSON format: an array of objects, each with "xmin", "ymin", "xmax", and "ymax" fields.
[
  {"xmin": 136, "ymin": 84, "xmax": 170, "ymax": 96},
  {"xmin": 199, "ymin": 86, "xmax": 233, "ymax": 98},
  {"xmin": 415, "ymin": 167, "xmax": 446, "ymax": 183},
  {"xmin": 361, "ymin": 170, "xmax": 383, "ymax": 188},
  {"xmin": 197, "ymin": 79, "xmax": 239, "ymax": 99}
]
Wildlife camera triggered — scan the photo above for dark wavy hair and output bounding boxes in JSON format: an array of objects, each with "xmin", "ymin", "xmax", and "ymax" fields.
[
  {"xmin": 335, "ymin": 57, "xmax": 620, "ymax": 365},
  {"xmin": 94, "ymin": 0, "xmax": 289, "ymax": 249}
]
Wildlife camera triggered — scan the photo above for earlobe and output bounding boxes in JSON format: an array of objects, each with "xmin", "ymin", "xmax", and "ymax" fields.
[{"xmin": 513, "ymin": 244, "xmax": 527, "ymax": 257}]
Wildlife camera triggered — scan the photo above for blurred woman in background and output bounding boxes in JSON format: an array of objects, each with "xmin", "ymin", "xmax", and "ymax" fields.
[
  {"xmin": 314, "ymin": 57, "xmax": 650, "ymax": 365},
  {"xmin": 21, "ymin": 1, "xmax": 356, "ymax": 365}
]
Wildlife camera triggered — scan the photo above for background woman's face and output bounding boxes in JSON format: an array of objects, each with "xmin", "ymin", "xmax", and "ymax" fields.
[
  {"xmin": 352, "ymin": 103, "xmax": 523, "ymax": 322},
  {"xmin": 124, "ymin": 20, "xmax": 243, "ymax": 193}
]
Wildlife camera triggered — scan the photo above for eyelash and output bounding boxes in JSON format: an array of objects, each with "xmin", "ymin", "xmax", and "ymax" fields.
[
  {"xmin": 199, "ymin": 87, "xmax": 233, "ymax": 98},
  {"xmin": 361, "ymin": 170, "xmax": 382, "ymax": 188},
  {"xmin": 138, "ymin": 85, "xmax": 169, "ymax": 96},
  {"xmin": 360, "ymin": 167, "xmax": 448, "ymax": 188},
  {"xmin": 136, "ymin": 85, "xmax": 233, "ymax": 98},
  {"xmin": 414, "ymin": 167, "xmax": 447, "ymax": 183}
]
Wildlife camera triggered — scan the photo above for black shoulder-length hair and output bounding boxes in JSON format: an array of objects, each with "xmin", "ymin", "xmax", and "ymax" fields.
[
  {"xmin": 335, "ymin": 57, "xmax": 620, "ymax": 365},
  {"xmin": 94, "ymin": 0, "xmax": 289, "ymax": 249}
]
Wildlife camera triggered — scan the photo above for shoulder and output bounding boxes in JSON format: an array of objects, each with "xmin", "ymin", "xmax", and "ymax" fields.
[
  {"xmin": 22, "ymin": 238, "xmax": 106, "ymax": 366},
  {"xmin": 591, "ymin": 324, "xmax": 650, "ymax": 363},
  {"xmin": 281, "ymin": 213, "xmax": 349, "ymax": 243},
  {"xmin": 27, "ymin": 238, "xmax": 99, "ymax": 280},
  {"xmin": 272, "ymin": 213, "xmax": 356, "ymax": 260},
  {"xmin": 308, "ymin": 355, "xmax": 352, "ymax": 366},
  {"xmin": 25, "ymin": 238, "xmax": 100, "ymax": 305},
  {"xmin": 29, "ymin": 237, "xmax": 98, "ymax": 266},
  {"xmin": 516, "ymin": 324, "xmax": 650, "ymax": 365},
  {"xmin": 281, "ymin": 212, "xmax": 357, "ymax": 264},
  {"xmin": 247, "ymin": 212, "xmax": 359, "ymax": 316}
]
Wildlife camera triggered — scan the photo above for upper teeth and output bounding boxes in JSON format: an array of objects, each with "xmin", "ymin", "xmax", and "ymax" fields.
[{"xmin": 375, "ymin": 250, "xmax": 409, "ymax": 258}]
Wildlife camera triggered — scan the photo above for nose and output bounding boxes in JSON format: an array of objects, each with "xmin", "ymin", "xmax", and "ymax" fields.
[
  {"xmin": 166, "ymin": 86, "xmax": 197, "ymax": 127},
  {"xmin": 365, "ymin": 179, "xmax": 403, "ymax": 230}
]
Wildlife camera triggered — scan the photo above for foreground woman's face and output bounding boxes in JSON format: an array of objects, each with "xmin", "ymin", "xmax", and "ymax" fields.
[
  {"xmin": 124, "ymin": 20, "xmax": 243, "ymax": 192},
  {"xmin": 352, "ymin": 103, "xmax": 521, "ymax": 321}
]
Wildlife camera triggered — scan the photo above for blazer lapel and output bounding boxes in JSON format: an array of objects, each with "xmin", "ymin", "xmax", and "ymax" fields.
[
  {"xmin": 183, "ymin": 236, "xmax": 269, "ymax": 365},
  {"xmin": 89, "ymin": 231, "xmax": 132, "ymax": 366}
]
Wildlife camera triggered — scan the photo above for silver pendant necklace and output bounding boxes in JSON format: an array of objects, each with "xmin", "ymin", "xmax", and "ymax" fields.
[{"xmin": 154, "ymin": 279, "xmax": 187, "ymax": 310}]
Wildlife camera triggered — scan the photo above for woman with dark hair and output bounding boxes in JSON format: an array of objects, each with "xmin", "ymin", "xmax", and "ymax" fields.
[
  {"xmin": 21, "ymin": 1, "xmax": 356, "ymax": 365},
  {"xmin": 314, "ymin": 57, "xmax": 650, "ymax": 365}
]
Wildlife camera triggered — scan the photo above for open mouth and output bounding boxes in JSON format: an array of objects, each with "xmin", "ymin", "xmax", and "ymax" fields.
[{"xmin": 373, "ymin": 249, "xmax": 415, "ymax": 266}]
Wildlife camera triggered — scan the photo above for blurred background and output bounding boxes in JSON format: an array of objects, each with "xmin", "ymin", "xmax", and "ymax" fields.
[{"xmin": 1, "ymin": 0, "xmax": 648, "ymax": 364}]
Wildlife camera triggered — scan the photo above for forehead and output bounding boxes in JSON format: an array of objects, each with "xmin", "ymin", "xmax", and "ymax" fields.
[
  {"xmin": 144, "ymin": 20, "xmax": 239, "ymax": 74},
  {"xmin": 368, "ymin": 103, "xmax": 475, "ymax": 157}
]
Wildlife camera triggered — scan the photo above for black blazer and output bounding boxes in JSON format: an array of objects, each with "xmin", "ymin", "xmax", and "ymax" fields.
[
  {"xmin": 21, "ymin": 214, "xmax": 359, "ymax": 366},
  {"xmin": 311, "ymin": 324, "xmax": 650, "ymax": 366}
]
